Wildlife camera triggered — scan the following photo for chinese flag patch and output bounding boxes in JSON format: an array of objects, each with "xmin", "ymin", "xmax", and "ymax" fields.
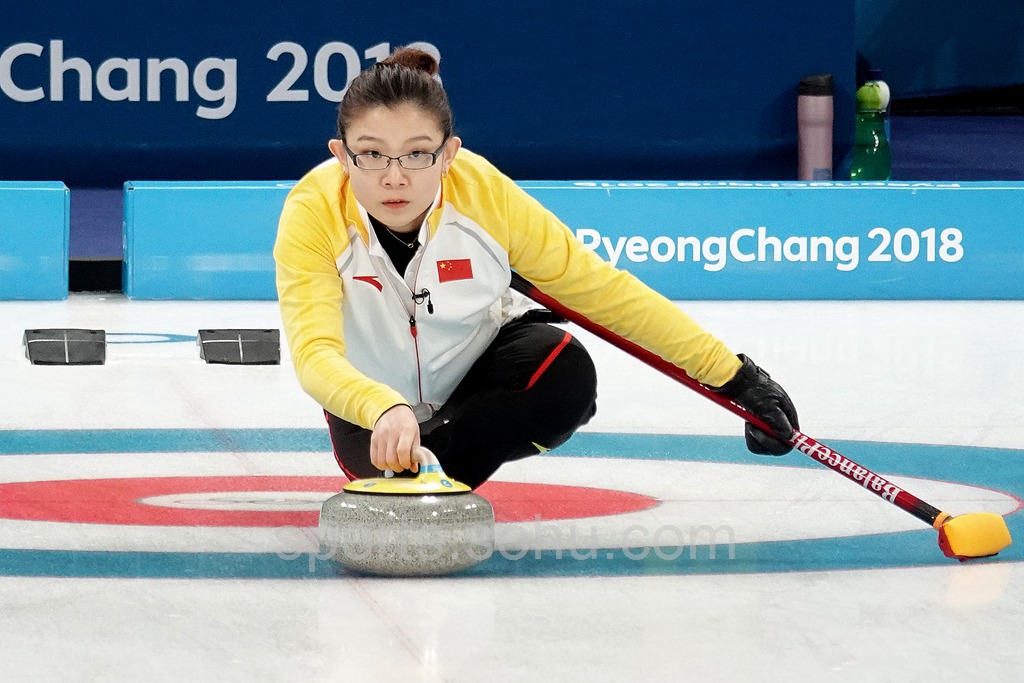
[{"xmin": 436, "ymin": 258, "xmax": 473, "ymax": 283}]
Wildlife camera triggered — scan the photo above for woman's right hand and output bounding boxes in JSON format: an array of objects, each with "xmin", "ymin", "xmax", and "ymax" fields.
[{"xmin": 370, "ymin": 404, "xmax": 421, "ymax": 474}]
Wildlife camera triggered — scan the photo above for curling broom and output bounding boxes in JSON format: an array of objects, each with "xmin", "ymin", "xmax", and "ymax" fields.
[{"xmin": 510, "ymin": 272, "xmax": 1012, "ymax": 561}]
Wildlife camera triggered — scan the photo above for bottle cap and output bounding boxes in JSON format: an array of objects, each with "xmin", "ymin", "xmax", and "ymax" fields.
[
  {"xmin": 856, "ymin": 82, "xmax": 885, "ymax": 111},
  {"xmin": 799, "ymin": 74, "xmax": 833, "ymax": 96},
  {"xmin": 866, "ymin": 68, "xmax": 884, "ymax": 82}
]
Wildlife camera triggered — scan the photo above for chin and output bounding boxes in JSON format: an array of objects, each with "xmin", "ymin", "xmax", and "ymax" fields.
[
  {"xmin": 389, "ymin": 218, "xmax": 418, "ymax": 233},
  {"xmin": 385, "ymin": 209, "xmax": 428, "ymax": 232}
]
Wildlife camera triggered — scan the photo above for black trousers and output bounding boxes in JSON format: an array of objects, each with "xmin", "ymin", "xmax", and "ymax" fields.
[{"xmin": 325, "ymin": 319, "xmax": 598, "ymax": 489}]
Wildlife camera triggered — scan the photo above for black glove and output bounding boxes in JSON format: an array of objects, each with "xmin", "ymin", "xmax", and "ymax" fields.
[{"xmin": 713, "ymin": 355, "xmax": 799, "ymax": 456}]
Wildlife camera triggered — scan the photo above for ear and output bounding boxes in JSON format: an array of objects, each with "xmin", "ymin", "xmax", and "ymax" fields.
[
  {"xmin": 327, "ymin": 139, "xmax": 349, "ymax": 173},
  {"xmin": 441, "ymin": 136, "xmax": 462, "ymax": 174}
]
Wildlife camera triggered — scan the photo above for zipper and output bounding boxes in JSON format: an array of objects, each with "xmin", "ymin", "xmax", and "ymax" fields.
[
  {"xmin": 376, "ymin": 273, "xmax": 424, "ymax": 405},
  {"xmin": 375, "ymin": 231, "xmax": 429, "ymax": 405},
  {"xmin": 405, "ymin": 228, "xmax": 431, "ymax": 404},
  {"xmin": 408, "ymin": 315, "xmax": 423, "ymax": 404}
]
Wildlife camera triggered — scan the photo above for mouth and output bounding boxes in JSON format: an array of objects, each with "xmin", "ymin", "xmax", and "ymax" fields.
[{"xmin": 381, "ymin": 200, "xmax": 410, "ymax": 210}]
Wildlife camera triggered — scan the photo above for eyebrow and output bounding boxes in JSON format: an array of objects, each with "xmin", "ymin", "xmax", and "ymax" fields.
[{"xmin": 352, "ymin": 134, "xmax": 438, "ymax": 145}]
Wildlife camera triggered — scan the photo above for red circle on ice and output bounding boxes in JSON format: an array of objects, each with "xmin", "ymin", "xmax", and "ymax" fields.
[{"xmin": 0, "ymin": 477, "xmax": 658, "ymax": 527}]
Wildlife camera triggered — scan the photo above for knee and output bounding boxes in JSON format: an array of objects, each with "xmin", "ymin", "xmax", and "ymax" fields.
[
  {"xmin": 526, "ymin": 335, "xmax": 598, "ymax": 428},
  {"xmin": 556, "ymin": 336, "xmax": 598, "ymax": 396}
]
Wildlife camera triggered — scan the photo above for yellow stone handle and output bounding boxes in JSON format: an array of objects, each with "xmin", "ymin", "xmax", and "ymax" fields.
[{"xmin": 343, "ymin": 446, "xmax": 472, "ymax": 494}]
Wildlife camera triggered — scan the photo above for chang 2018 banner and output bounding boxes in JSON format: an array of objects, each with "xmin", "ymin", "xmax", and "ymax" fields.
[{"xmin": 0, "ymin": 39, "xmax": 440, "ymax": 120}]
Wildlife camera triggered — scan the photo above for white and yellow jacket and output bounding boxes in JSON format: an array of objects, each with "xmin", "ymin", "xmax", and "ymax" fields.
[{"xmin": 274, "ymin": 149, "xmax": 741, "ymax": 430}]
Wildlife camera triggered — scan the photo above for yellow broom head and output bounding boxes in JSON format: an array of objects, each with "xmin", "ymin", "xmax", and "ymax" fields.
[{"xmin": 937, "ymin": 512, "xmax": 1012, "ymax": 561}]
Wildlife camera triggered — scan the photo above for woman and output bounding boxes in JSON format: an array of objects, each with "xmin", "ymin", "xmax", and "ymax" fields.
[{"xmin": 274, "ymin": 48, "xmax": 798, "ymax": 489}]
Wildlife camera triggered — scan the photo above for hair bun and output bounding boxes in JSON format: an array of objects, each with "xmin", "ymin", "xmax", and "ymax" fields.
[
  {"xmin": 383, "ymin": 48, "xmax": 439, "ymax": 77},
  {"xmin": 337, "ymin": 45, "xmax": 452, "ymax": 139}
]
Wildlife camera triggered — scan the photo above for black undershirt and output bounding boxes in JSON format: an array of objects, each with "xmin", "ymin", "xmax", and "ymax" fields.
[{"xmin": 369, "ymin": 215, "xmax": 419, "ymax": 275}]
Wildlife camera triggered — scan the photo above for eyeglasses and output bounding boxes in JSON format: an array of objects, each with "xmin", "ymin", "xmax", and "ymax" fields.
[{"xmin": 342, "ymin": 139, "xmax": 448, "ymax": 171}]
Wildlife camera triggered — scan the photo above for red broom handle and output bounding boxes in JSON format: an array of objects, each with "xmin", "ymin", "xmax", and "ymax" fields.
[{"xmin": 510, "ymin": 272, "xmax": 947, "ymax": 529}]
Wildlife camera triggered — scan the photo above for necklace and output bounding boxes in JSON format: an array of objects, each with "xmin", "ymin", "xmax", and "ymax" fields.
[{"xmin": 382, "ymin": 226, "xmax": 419, "ymax": 250}]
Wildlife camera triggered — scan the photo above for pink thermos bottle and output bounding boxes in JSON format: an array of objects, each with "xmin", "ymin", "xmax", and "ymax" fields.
[{"xmin": 797, "ymin": 74, "xmax": 834, "ymax": 180}]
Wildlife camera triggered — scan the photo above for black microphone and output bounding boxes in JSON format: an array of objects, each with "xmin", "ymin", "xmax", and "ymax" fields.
[{"xmin": 412, "ymin": 288, "xmax": 434, "ymax": 314}]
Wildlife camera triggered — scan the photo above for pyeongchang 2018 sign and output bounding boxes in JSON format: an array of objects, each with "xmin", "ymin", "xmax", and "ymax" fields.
[{"xmin": 520, "ymin": 181, "xmax": 1024, "ymax": 300}]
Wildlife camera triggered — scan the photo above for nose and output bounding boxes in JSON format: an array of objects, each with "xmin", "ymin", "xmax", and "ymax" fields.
[{"xmin": 382, "ymin": 161, "xmax": 408, "ymax": 186}]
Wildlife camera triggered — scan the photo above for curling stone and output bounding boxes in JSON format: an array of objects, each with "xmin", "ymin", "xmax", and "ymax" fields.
[{"xmin": 319, "ymin": 447, "xmax": 494, "ymax": 576}]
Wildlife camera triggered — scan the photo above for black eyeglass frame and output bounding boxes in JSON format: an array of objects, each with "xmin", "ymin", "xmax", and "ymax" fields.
[{"xmin": 341, "ymin": 139, "xmax": 449, "ymax": 170}]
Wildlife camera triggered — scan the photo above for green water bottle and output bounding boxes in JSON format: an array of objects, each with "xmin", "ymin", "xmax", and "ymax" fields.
[{"xmin": 850, "ymin": 70, "xmax": 891, "ymax": 180}]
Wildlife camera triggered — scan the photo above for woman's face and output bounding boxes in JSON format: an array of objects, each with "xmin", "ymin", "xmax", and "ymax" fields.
[{"xmin": 330, "ymin": 102, "xmax": 461, "ymax": 234}]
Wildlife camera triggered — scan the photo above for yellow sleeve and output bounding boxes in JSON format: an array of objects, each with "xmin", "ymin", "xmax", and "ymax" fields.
[
  {"xmin": 274, "ymin": 188, "xmax": 408, "ymax": 429},
  {"xmin": 503, "ymin": 182, "xmax": 742, "ymax": 387}
]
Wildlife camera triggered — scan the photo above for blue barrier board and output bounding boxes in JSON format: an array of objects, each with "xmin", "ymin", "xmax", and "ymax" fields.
[
  {"xmin": 0, "ymin": 181, "xmax": 69, "ymax": 300},
  {"xmin": 123, "ymin": 181, "xmax": 293, "ymax": 299},
  {"xmin": 522, "ymin": 181, "xmax": 1024, "ymax": 300},
  {"xmin": 120, "ymin": 180, "xmax": 1024, "ymax": 301}
]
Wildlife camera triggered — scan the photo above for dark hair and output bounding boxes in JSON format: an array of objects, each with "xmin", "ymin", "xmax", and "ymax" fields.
[{"xmin": 337, "ymin": 48, "xmax": 453, "ymax": 140}]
